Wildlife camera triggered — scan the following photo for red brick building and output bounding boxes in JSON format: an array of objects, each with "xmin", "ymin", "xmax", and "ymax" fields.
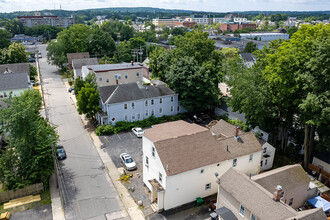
[
  {"xmin": 175, "ymin": 21, "xmax": 197, "ymax": 28},
  {"xmin": 221, "ymin": 23, "xmax": 256, "ymax": 32}
]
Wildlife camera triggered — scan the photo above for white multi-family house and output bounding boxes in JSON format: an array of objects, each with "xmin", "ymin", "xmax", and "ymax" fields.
[
  {"xmin": 0, "ymin": 63, "xmax": 32, "ymax": 98},
  {"xmin": 209, "ymin": 119, "xmax": 275, "ymax": 171},
  {"xmin": 142, "ymin": 120, "xmax": 263, "ymax": 211},
  {"xmin": 72, "ymin": 58, "xmax": 98, "ymax": 79},
  {"xmin": 81, "ymin": 62, "xmax": 148, "ymax": 87},
  {"xmin": 96, "ymin": 83, "xmax": 184, "ymax": 125},
  {"xmin": 215, "ymin": 168, "xmax": 326, "ymax": 220}
]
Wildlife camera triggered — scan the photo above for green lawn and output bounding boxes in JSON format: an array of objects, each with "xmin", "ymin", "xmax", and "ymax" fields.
[{"xmin": 0, "ymin": 189, "xmax": 51, "ymax": 215}]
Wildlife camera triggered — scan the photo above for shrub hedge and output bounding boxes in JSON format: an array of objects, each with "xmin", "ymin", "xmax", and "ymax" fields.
[
  {"xmin": 217, "ymin": 115, "xmax": 251, "ymax": 132},
  {"xmin": 95, "ymin": 115, "xmax": 182, "ymax": 136}
]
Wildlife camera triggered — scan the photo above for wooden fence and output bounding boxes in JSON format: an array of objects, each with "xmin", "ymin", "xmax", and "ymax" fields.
[
  {"xmin": 0, "ymin": 183, "xmax": 43, "ymax": 203},
  {"xmin": 308, "ymin": 163, "xmax": 330, "ymax": 186}
]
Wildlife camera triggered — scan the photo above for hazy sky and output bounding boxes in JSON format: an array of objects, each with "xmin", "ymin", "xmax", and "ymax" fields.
[{"xmin": 0, "ymin": 0, "xmax": 329, "ymax": 13}]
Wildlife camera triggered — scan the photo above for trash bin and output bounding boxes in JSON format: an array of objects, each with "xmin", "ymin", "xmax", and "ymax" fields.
[{"xmin": 196, "ymin": 197, "xmax": 204, "ymax": 206}]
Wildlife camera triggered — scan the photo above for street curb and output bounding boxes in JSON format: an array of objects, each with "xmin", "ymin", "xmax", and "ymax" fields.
[{"xmin": 64, "ymin": 82, "xmax": 145, "ymax": 220}]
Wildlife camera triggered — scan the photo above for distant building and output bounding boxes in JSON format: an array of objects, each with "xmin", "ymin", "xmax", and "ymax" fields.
[
  {"xmin": 10, "ymin": 34, "xmax": 43, "ymax": 45},
  {"xmin": 152, "ymin": 18, "xmax": 183, "ymax": 27},
  {"xmin": 233, "ymin": 32, "xmax": 290, "ymax": 41},
  {"xmin": 233, "ymin": 17, "xmax": 248, "ymax": 23},
  {"xmin": 186, "ymin": 15, "xmax": 210, "ymax": 24},
  {"xmin": 72, "ymin": 58, "xmax": 98, "ymax": 79},
  {"xmin": 18, "ymin": 15, "xmax": 74, "ymax": 28},
  {"xmin": 221, "ymin": 23, "xmax": 256, "ymax": 32},
  {"xmin": 67, "ymin": 52, "xmax": 90, "ymax": 70},
  {"xmin": 175, "ymin": 21, "xmax": 197, "ymax": 28}
]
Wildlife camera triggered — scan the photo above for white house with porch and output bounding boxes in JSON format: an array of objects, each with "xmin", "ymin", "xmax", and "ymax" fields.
[{"xmin": 142, "ymin": 120, "xmax": 263, "ymax": 211}]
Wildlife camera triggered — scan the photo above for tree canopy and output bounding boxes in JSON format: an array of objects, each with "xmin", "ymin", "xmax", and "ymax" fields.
[
  {"xmin": 149, "ymin": 31, "xmax": 224, "ymax": 112},
  {"xmin": 227, "ymin": 24, "xmax": 330, "ymax": 167},
  {"xmin": 0, "ymin": 29, "xmax": 11, "ymax": 49},
  {"xmin": 0, "ymin": 90, "xmax": 58, "ymax": 190},
  {"xmin": 0, "ymin": 42, "xmax": 28, "ymax": 64}
]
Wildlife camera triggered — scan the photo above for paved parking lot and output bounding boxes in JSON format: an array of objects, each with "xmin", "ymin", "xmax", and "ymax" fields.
[
  {"xmin": 11, "ymin": 204, "xmax": 52, "ymax": 220},
  {"xmin": 99, "ymin": 128, "xmax": 217, "ymax": 220},
  {"xmin": 100, "ymin": 131, "xmax": 153, "ymax": 212},
  {"xmin": 100, "ymin": 131, "xmax": 143, "ymax": 170}
]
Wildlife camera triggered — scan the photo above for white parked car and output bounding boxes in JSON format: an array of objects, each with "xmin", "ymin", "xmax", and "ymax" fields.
[
  {"xmin": 132, "ymin": 127, "xmax": 144, "ymax": 137},
  {"xmin": 120, "ymin": 153, "xmax": 137, "ymax": 171}
]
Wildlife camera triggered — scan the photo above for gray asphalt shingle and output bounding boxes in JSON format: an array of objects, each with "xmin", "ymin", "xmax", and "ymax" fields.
[
  {"xmin": 0, "ymin": 73, "xmax": 30, "ymax": 91},
  {"xmin": 99, "ymin": 83, "xmax": 175, "ymax": 104}
]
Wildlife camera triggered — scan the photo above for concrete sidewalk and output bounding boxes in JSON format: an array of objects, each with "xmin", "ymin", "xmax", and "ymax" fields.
[
  {"xmin": 49, "ymin": 174, "xmax": 65, "ymax": 220},
  {"xmin": 65, "ymin": 82, "xmax": 145, "ymax": 220}
]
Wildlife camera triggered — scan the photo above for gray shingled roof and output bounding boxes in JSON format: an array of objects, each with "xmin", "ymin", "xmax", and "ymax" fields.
[
  {"xmin": 220, "ymin": 168, "xmax": 296, "ymax": 220},
  {"xmin": 252, "ymin": 164, "xmax": 310, "ymax": 195},
  {"xmin": 0, "ymin": 73, "xmax": 30, "ymax": 91},
  {"xmin": 72, "ymin": 58, "xmax": 98, "ymax": 70},
  {"xmin": 87, "ymin": 62, "xmax": 143, "ymax": 72},
  {"xmin": 0, "ymin": 63, "xmax": 30, "ymax": 75},
  {"xmin": 240, "ymin": 53, "xmax": 256, "ymax": 62},
  {"xmin": 99, "ymin": 83, "xmax": 175, "ymax": 104}
]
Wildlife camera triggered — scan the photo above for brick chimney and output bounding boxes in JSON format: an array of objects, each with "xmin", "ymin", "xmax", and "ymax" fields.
[
  {"xmin": 234, "ymin": 125, "xmax": 239, "ymax": 137},
  {"xmin": 273, "ymin": 185, "xmax": 283, "ymax": 201}
]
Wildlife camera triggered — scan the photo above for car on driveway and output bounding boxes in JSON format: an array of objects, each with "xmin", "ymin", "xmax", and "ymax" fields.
[
  {"xmin": 131, "ymin": 127, "xmax": 144, "ymax": 137},
  {"xmin": 120, "ymin": 153, "xmax": 136, "ymax": 171},
  {"xmin": 57, "ymin": 145, "xmax": 67, "ymax": 160},
  {"xmin": 68, "ymin": 87, "xmax": 74, "ymax": 93},
  {"xmin": 187, "ymin": 113, "xmax": 203, "ymax": 124}
]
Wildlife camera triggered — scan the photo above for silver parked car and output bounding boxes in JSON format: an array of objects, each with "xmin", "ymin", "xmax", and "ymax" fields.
[
  {"xmin": 120, "ymin": 153, "xmax": 137, "ymax": 171},
  {"xmin": 131, "ymin": 127, "xmax": 144, "ymax": 137}
]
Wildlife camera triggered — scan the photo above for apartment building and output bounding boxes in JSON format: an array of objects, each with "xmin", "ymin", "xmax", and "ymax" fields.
[{"xmin": 18, "ymin": 15, "xmax": 74, "ymax": 28}]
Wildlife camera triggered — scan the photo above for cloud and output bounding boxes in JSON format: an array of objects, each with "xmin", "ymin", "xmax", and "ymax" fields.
[{"xmin": 0, "ymin": 0, "xmax": 329, "ymax": 13}]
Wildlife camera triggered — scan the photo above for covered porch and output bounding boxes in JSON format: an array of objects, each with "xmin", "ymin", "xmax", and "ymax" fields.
[{"xmin": 148, "ymin": 179, "xmax": 165, "ymax": 211}]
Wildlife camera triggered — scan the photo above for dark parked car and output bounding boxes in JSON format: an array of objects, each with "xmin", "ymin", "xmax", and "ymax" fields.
[
  {"xmin": 28, "ymin": 57, "xmax": 35, "ymax": 63},
  {"xmin": 68, "ymin": 87, "xmax": 74, "ymax": 93},
  {"xmin": 187, "ymin": 113, "xmax": 203, "ymax": 124},
  {"xmin": 57, "ymin": 145, "xmax": 66, "ymax": 160}
]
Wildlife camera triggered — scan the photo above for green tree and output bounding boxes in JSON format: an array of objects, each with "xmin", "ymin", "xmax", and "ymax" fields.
[
  {"xmin": 0, "ymin": 90, "xmax": 58, "ymax": 190},
  {"xmin": 88, "ymin": 27, "xmax": 116, "ymax": 57},
  {"xmin": 244, "ymin": 41, "xmax": 258, "ymax": 53},
  {"xmin": 166, "ymin": 56, "xmax": 220, "ymax": 112},
  {"xmin": 0, "ymin": 29, "xmax": 11, "ymax": 49},
  {"xmin": 77, "ymin": 84, "xmax": 100, "ymax": 119},
  {"xmin": 74, "ymin": 76, "xmax": 85, "ymax": 96},
  {"xmin": 148, "ymin": 46, "xmax": 172, "ymax": 80},
  {"xmin": 263, "ymin": 24, "xmax": 330, "ymax": 168},
  {"xmin": 4, "ymin": 18, "xmax": 24, "ymax": 35},
  {"xmin": 29, "ymin": 65, "xmax": 38, "ymax": 80},
  {"xmin": 7, "ymin": 42, "xmax": 28, "ymax": 63},
  {"xmin": 120, "ymin": 25, "xmax": 134, "ymax": 41},
  {"xmin": 116, "ymin": 40, "xmax": 131, "ymax": 62},
  {"xmin": 286, "ymin": 26, "xmax": 298, "ymax": 38}
]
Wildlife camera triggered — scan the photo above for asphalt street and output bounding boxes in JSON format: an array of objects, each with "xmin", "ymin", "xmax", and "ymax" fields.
[{"xmin": 37, "ymin": 44, "xmax": 128, "ymax": 220}]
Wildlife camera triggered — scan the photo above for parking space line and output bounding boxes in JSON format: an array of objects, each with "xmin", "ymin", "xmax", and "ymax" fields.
[
  {"xmin": 116, "ymin": 134, "xmax": 121, "ymax": 140},
  {"xmin": 128, "ymin": 132, "xmax": 133, "ymax": 137},
  {"xmin": 104, "ymin": 137, "xmax": 110, "ymax": 145}
]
